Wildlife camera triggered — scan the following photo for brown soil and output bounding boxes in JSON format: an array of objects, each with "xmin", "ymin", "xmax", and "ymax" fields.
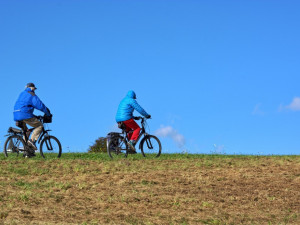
[{"xmin": 0, "ymin": 156, "xmax": 299, "ymax": 224}]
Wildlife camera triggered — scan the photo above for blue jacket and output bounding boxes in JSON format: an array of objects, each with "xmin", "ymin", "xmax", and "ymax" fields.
[
  {"xmin": 13, "ymin": 88, "xmax": 50, "ymax": 121},
  {"xmin": 115, "ymin": 90, "xmax": 149, "ymax": 122}
]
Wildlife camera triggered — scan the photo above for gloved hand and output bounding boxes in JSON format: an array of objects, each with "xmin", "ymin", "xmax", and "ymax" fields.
[
  {"xmin": 146, "ymin": 115, "xmax": 151, "ymax": 119},
  {"xmin": 43, "ymin": 113, "xmax": 53, "ymax": 123}
]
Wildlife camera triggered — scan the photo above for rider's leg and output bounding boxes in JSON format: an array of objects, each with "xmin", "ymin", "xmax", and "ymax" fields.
[
  {"xmin": 23, "ymin": 117, "xmax": 43, "ymax": 142},
  {"xmin": 16, "ymin": 121, "xmax": 29, "ymax": 141},
  {"xmin": 123, "ymin": 119, "xmax": 141, "ymax": 142},
  {"xmin": 122, "ymin": 119, "xmax": 141, "ymax": 152},
  {"xmin": 125, "ymin": 126, "xmax": 134, "ymax": 141}
]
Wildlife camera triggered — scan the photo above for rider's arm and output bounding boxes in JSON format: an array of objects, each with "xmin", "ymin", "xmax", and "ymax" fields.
[
  {"xmin": 31, "ymin": 95, "xmax": 51, "ymax": 116},
  {"xmin": 130, "ymin": 99, "xmax": 150, "ymax": 117}
]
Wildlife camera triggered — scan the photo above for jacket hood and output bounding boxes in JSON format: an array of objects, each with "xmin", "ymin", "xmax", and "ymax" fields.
[{"xmin": 126, "ymin": 90, "xmax": 136, "ymax": 99}]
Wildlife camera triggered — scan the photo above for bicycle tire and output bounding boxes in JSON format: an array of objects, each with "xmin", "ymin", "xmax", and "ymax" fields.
[
  {"xmin": 141, "ymin": 135, "xmax": 162, "ymax": 158},
  {"xmin": 40, "ymin": 135, "xmax": 62, "ymax": 158},
  {"xmin": 3, "ymin": 135, "xmax": 26, "ymax": 158},
  {"xmin": 107, "ymin": 136, "xmax": 128, "ymax": 159}
]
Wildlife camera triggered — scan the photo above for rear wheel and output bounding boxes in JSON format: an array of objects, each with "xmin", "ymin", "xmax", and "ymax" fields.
[
  {"xmin": 141, "ymin": 135, "xmax": 162, "ymax": 158},
  {"xmin": 40, "ymin": 135, "xmax": 62, "ymax": 158},
  {"xmin": 3, "ymin": 135, "xmax": 26, "ymax": 158},
  {"xmin": 107, "ymin": 136, "xmax": 128, "ymax": 159}
]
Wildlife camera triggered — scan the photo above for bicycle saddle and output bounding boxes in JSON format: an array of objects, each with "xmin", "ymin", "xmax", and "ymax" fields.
[{"xmin": 8, "ymin": 127, "xmax": 22, "ymax": 134}]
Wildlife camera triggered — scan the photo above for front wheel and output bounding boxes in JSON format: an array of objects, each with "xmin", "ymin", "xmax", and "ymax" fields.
[
  {"xmin": 107, "ymin": 136, "xmax": 128, "ymax": 159},
  {"xmin": 141, "ymin": 135, "xmax": 162, "ymax": 158},
  {"xmin": 40, "ymin": 135, "xmax": 62, "ymax": 158}
]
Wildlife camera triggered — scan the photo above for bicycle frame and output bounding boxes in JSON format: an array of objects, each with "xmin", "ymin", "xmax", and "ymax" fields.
[
  {"xmin": 109, "ymin": 116, "xmax": 162, "ymax": 158},
  {"xmin": 12, "ymin": 116, "xmax": 52, "ymax": 147},
  {"xmin": 5, "ymin": 114, "xmax": 62, "ymax": 158},
  {"xmin": 37, "ymin": 127, "xmax": 51, "ymax": 144},
  {"xmin": 120, "ymin": 117, "xmax": 151, "ymax": 150}
]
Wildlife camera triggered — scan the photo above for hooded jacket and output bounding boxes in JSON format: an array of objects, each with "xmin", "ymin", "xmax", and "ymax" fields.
[
  {"xmin": 13, "ymin": 88, "xmax": 51, "ymax": 121},
  {"xmin": 115, "ymin": 90, "xmax": 149, "ymax": 122}
]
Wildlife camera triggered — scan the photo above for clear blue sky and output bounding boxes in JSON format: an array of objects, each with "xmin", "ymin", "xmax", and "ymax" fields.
[{"xmin": 1, "ymin": 0, "xmax": 299, "ymax": 155}]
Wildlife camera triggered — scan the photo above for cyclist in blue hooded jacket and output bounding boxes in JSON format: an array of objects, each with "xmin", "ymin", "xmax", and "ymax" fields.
[
  {"xmin": 116, "ymin": 90, "xmax": 151, "ymax": 152},
  {"xmin": 14, "ymin": 83, "xmax": 51, "ymax": 151}
]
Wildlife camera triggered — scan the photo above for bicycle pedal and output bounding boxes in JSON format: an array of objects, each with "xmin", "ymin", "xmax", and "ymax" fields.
[{"xmin": 128, "ymin": 151, "xmax": 137, "ymax": 154}]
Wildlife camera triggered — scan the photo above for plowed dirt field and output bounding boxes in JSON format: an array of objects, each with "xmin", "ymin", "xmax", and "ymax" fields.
[{"xmin": 0, "ymin": 154, "xmax": 299, "ymax": 224}]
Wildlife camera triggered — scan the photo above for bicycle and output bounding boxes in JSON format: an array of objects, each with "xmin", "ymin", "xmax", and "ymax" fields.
[
  {"xmin": 107, "ymin": 116, "xmax": 162, "ymax": 159},
  {"xmin": 3, "ymin": 115, "xmax": 62, "ymax": 158}
]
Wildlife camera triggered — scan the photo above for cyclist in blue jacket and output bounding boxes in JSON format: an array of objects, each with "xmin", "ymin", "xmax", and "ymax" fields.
[
  {"xmin": 14, "ymin": 83, "xmax": 51, "ymax": 151},
  {"xmin": 115, "ymin": 90, "xmax": 151, "ymax": 152}
]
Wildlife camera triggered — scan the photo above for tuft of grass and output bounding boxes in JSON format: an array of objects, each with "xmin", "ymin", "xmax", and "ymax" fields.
[
  {"xmin": 202, "ymin": 201, "xmax": 214, "ymax": 208},
  {"xmin": 200, "ymin": 218, "xmax": 222, "ymax": 225},
  {"xmin": 18, "ymin": 191, "xmax": 32, "ymax": 202},
  {"xmin": 0, "ymin": 211, "xmax": 8, "ymax": 219}
]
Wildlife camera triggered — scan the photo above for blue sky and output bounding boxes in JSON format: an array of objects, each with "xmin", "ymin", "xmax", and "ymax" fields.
[{"xmin": 0, "ymin": 0, "xmax": 299, "ymax": 155}]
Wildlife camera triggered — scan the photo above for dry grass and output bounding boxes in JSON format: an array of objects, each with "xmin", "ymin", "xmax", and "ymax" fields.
[{"xmin": 0, "ymin": 154, "xmax": 299, "ymax": 224}]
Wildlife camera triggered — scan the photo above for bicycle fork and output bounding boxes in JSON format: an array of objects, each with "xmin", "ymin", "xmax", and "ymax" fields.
[
  {"xmin": 145, "ymin": 137, "xmax": 154, "ymax": 150},
  {"xmin": 44, "ymin": 137, "xmax": 54, "ymax": 151}
]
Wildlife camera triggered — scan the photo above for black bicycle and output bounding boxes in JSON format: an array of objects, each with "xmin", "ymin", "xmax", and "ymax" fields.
[
  {"xmin": 3, "ymin": 115, "xmax": 62, "ymax": 158},
  {"xmin": 107, "ymin": 117, "xmax": 162, "ymax": 159}
]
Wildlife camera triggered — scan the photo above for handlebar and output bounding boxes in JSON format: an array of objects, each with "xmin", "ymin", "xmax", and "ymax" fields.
[
  {"xmin": 35, "ymin": 115, "xmax": 44, "ymax": 120},
  {"xmin": 133, "ymin": 116, "xmax": 151, "ymax": 124},
  {"xmin": 35, "ymin": 114, "xmax": 53, "ymax": 123}
]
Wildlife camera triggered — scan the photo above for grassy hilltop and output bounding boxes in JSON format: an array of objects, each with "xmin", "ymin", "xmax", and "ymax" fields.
[{"xmin": 0, "ymin": 153, "xmax": 299, "ymax": 224}]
